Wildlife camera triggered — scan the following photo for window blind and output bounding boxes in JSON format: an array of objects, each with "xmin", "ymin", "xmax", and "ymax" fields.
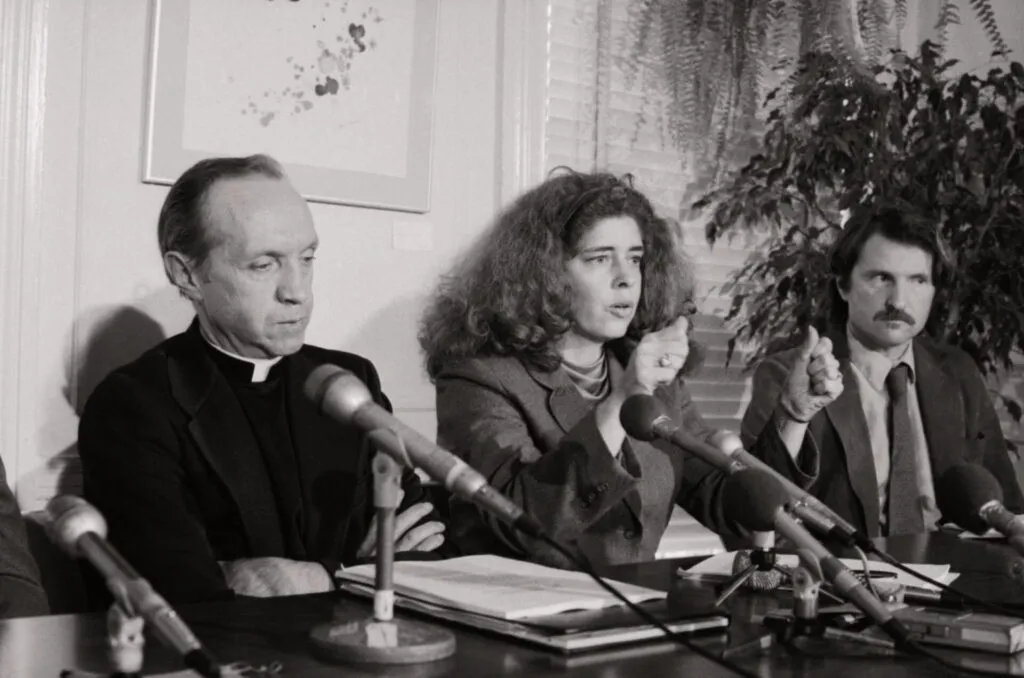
[{"xmin": 544, "ymin": 0, "xmax": 755, "ymax": 432}]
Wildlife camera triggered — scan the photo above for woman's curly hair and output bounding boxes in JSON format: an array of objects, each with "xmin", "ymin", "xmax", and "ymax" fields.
[{"xmin": 419, "ymin": 168, "xmax": 698, "ymax": 380}]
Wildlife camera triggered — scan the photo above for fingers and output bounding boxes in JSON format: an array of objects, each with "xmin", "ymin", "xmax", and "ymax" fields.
[
  {"xmin": 637, "ymin": 322, "xmax": 691, "ymax": 372},
  {"xmin": 805, "ymin": 335, "xmax": 841, "ymax": 398},
  {"xmin": 809, "ymin": 336, "xmax": 832, "ymax": 359},
  {"xmin": 799, "ymin": 326, "xmax": 820, "ymax": 360},
  {"xmin": 393, "ymin": 502, "xmax": 435, "ymax": 540},
  {"xmin": 806, "ymin": 352, "xmax": 840, "ymax": 380},
  {"xmin": 414, "ymin": 533, "xmax": 446, "ymax": 553},
  {"xmin": 808, "ymin": 354, "xmax": 843, "ymax": 398},
  {"xmin": 356, "ymin": 514, "xmax": 379, "ymax": 559},
  {"xmin": 668, "ymin": 315, "xmax": 690, "ymax": 337},
  {"xmin": 395, "ymin": 520, "xmax": 446, "ymax": 552},
  {"xmin": 358, "ymin": 501, "xmax": 437, "ymax": 559}
]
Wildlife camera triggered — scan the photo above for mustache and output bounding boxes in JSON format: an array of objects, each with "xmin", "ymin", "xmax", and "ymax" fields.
[{"xmin": 874, "ymin": 308, "xmax": 915, "ymax": 324}]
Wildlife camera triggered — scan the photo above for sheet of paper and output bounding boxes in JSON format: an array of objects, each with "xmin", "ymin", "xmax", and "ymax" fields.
[
  {"xmin": 337, "ymin": 554, "xmax": 666, "ymax": 620},
  {"xmin": 686, "ymin": 551, "xmax": 958, "ymax": 591}
]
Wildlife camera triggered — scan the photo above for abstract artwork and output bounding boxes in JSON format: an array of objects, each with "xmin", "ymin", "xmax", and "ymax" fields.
[{"xmin": 144, "ymin": 0, "xmax": 438, "ymax": 212}]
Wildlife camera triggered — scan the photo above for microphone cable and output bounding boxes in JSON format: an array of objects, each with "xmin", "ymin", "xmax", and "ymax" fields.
[{"xmin": 533, "ymin": 532, "xmax": 759, "ymax": 678}]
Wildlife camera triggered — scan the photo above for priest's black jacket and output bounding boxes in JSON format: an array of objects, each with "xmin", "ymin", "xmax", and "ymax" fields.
[{"xmin": 78, "ymin": 320, "xmax": 435, "ymax": 604}]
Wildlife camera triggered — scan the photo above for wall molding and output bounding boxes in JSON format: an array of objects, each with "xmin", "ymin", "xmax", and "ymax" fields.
[
  {"xmin": 496, "ymin": 0, "xmax": 549, "ymax": 209},
  {"xmin": 0, "ymin": 0, "xmax": 50, "ymax": 500}
]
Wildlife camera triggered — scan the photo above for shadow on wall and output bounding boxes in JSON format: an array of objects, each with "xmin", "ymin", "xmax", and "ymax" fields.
[
  {"xmin": 20, "ymin": 288, "xmax": 190, "ymax": 614},
  {"xmin": 336, "ymin": 294, "xmax": 435, "ymax": 412},
  {"xmin": 43, "ymin": 287, "xmax": 193, "ymax": 497}
]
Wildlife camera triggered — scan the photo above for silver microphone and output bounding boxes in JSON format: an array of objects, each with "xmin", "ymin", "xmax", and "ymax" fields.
[
  {"xmin": 44, "ymin": 495, "xmax": 221, "ymax": 678},
  {"xmin": 621, "ymin": 394, "xmax": 866, "ymax": 549},
  {"xmin": 722, "ymin": 469, "xmax": 914, "ymax": 648},
  {"xmin": 305, "ymin": 364, "xmax": 544, "ymax": 538}
]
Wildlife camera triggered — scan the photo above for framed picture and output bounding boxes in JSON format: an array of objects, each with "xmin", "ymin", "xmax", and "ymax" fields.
[{"xmin": 144, "ymin": 0, "xmax": 439, "ymax": 213}]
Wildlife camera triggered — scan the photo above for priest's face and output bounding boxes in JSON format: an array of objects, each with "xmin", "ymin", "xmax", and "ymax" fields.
[{"xmin": 187, "ymin": 175, "xmax": 318, "ymax": 359}]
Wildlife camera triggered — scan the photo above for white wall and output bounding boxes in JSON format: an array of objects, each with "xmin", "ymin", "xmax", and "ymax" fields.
[
  {"xmin": 938, "ymin": 0, "xmax": 1024, "ymax": 72},
  {"xmin": 8, "ymin": 0, "xmax": 506, "ymax": 510}
]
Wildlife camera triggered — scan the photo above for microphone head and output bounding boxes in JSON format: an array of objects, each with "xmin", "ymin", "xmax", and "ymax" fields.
[
  {"xmin": 936, "ymin": 463, "xmax": 1004, "ymax": 534},
  {"xmin": 722, "ymin": 469, "xmax": 789, "ymax": 533},
  {"xmin": 304, "ymin": 364, "xmax": 372, "ymax": 423},
  {"xmin": 620, "ymin": 394, "xmax": 671, "ymax": 441},
  {"xmin": 731, "ymin": 550, "xmax": 784, "ymax": 591},
  {"xmin": 44, "ymin": 495, "xmax": 107, "ymax": 557}
]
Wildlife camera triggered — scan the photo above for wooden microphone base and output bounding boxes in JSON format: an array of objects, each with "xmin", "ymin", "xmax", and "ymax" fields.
[{"xmin": 309, "ymin": 616, "xmax": 457, "ymax": 665}]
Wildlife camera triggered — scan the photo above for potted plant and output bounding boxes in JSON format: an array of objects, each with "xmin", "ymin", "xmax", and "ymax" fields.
[
  {"xmin": 625, "ymin": 0, "xmax": 1009, "ymax": 190},
  {"xmin": 692, "ymin": 39, "xmax": 1024, "ymax": 432}
]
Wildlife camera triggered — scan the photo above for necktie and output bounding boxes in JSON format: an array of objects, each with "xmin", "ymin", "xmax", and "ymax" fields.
[{"xmin": 885, "ymin": 363, "xmax": 923, "ymax": 535}]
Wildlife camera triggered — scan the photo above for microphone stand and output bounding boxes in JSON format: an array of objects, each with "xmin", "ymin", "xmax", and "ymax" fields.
[
  {"xmin": 714, "ymin": 531, "xmax": 793, "ymax": 607},
  {"xmin": 723, "ymin": 553, "xmax": 829, "ymax": 657},
  {"xmin": 59, "ymin": 593, "xmax": 150, "ymax": 678},
  {"xmin": 310, "ymin": 448, "xmax": 456, "ymax": 665}
]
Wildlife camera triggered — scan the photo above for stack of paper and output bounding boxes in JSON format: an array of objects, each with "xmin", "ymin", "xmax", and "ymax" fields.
[
  {"xmin": 336, "ymin": 554, "xmax": 666, "ymax": 620},
  {"xmin": 654, "ymin": 506, "xmax": 726, "ymax": 559},
  {"xmin": 335, "ymin": 555, "xmax": 729, "ymax": 653}
]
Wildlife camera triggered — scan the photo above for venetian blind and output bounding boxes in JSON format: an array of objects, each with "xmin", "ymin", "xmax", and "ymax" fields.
[{"xmin": 544, "ymin": 0, "xmax": 755, "ymax": 432}]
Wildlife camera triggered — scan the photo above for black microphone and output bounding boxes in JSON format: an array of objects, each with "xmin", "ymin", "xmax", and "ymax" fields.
[
  {"xmin": 722, "ymin": 469, "xmax": 914, "ymax": 647},
  {"xmin": 44, "ymin": 496, "xmax": 221, "ymax": 678},
  {"xmin": 620, "ymin": 394, "xmax": 866, "ymax": 549},
  {"xmin": 937, "ymin": 463, "xmax": 1024, "ymax": 555},
  {"xmin": 305, "ymin": 364, "xmax": 544, "ymax": 538}
]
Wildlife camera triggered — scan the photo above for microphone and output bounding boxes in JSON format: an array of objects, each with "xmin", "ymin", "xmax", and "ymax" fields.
[
  {"xmin": 44, "ymin": 496, "xmax": 221, "ymax": 678},
  {"xmin": 730, "ymin": 531, "xmax": 786, "ymax": 592},
  {"xmin": 305, "ymin": 364, "xmax": 545, "ymax": 539},
  {"xmin": 937, "ymin": 463, "xmax": 1024, "ymax": 554},
  {"xmin": 722, "ymin": 469, "xmax": 914, "ymax": 647},
  {"xmin": 620, "ymin": 394, "xmax": 867, "ymax": 549}
]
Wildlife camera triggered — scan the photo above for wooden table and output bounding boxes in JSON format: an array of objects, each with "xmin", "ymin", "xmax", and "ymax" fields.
[{"xmin": 4, "ymin": 532, "xmax": 1024, "ymax": 677}]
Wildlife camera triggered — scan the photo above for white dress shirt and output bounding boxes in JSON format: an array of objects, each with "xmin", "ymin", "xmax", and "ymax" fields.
[{"xmin": 846, "ymin": 330, "xmax": 941, "ymax": 532}]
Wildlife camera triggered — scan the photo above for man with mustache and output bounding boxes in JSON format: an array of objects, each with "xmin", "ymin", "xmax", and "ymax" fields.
[
  {"xmin": 741, "ymin": 206, "xmax": 1023, "ymax": 537},
  {"xmin": 77, "ymin": 155, "xmax": 445, "ymax": 605}
]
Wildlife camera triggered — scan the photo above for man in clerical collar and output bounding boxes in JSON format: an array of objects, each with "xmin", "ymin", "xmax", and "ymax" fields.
[
  {"xmin": 77, "ymin": 154, "xmax": 446, "ymax": 605},
  {"xmin": 741, "ymin": 205, "xmax": 1024, "ymax": 538}
]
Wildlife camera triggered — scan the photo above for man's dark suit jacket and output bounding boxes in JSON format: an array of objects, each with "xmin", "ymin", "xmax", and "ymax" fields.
[
  {"xmin": 78, "ymin": 321, "xmax": 431, "ymax": 604},
  {"xmin": 0, "ymin": 458, "xmax": 48, "ymax": 618},
  {"xmin": 436, "ymin": 350, "xmax": 817, "ymax": 568},
  {"xmin": 741, "ymin": 332, "xmax": 1024, "ymax": 537}
]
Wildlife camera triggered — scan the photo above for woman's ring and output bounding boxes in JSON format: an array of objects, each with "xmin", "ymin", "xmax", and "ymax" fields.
[{"xmin": 658, "ymin": 354, "xmax": 673, "ymax": 368}]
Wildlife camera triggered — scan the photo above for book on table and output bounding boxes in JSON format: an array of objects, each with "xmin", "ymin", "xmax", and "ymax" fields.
[{"xmin": 335, "ymin": 554, "xmax": 729, "ymax": 653}]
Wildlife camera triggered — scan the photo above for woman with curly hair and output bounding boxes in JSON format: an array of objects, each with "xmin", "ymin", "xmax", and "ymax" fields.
[{"xmin": 419, "ymin": 169, "xmax": 838, "ymax": 568}]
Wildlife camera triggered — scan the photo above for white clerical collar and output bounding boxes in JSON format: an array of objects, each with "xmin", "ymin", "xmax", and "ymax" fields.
[{"xmin": 201, "ymin": 333, "xmax": 283, "ymax": 383}]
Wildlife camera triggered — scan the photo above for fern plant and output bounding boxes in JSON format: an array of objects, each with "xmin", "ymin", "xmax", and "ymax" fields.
[
  {"xmin": 625, "ymin": 0, "xmax": 1010, "ymax": 193},
  {"xmin": 693, "ymin": 40, "xmax": 1024, "ymax": 426}
]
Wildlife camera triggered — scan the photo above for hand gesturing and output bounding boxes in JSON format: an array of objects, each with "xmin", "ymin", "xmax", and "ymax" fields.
[{"xmin": 777, "ymin": 327, "xmax": 843, "ymax": 423}]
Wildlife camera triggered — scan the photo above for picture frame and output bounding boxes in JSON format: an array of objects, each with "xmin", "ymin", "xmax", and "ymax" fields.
[{"xmin": 143, "ymin": 0, "xmax": 438, "ymax": 213}]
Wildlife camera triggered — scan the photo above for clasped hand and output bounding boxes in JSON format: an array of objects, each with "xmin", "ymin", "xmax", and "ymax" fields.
[
  {"xmin": 778, "ymin": 326, "xmax": 843, "ymax": 423},
  {"xmin": 356, "ymin": 489, "xmax": 446, "ymax": 559},
  {"xmin": 220, "ymin": 492, "xmax": 445, "ymax": 598},
  {"xmin": 619, "ymin": 316, "xmax": 691, "ymax": 397}
]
